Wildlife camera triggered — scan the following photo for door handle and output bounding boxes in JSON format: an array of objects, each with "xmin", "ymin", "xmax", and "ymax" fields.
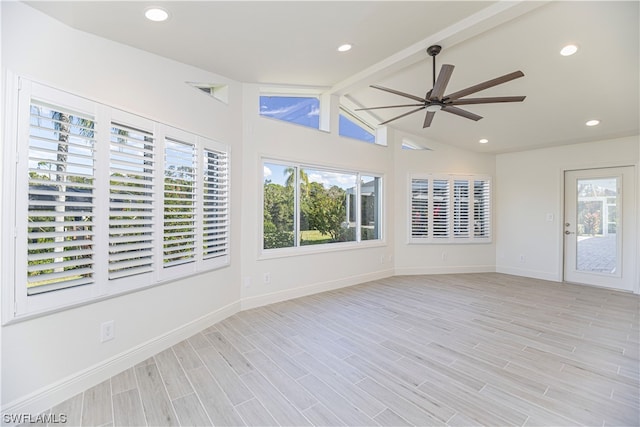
[{"xmin": 564, "ymin": 230, "xmax": 575, "ymax": 235}]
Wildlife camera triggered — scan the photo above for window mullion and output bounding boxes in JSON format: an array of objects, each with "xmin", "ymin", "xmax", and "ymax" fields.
[
  {"xmin": 427, "ymin": 178, "xmax": 436, "ymax": 239},
  {"xmin": 468, "ymin": 178, "xmax": 476, "ymax": 241},
  {"xmin": 153, "ymin": 124, "xmax": 166, "ymax": 283},
  {"xmin": 295, "ymin": 165, "xmax": 301, "ymax": 247},
  {"xmin": 195, "ymin": 138, "xmax": 204, "ymax": 268},
  {"xmin": 356, "ymin": 173, "xmax": 362, "ymax": 242},
  {"xmin": 93, "ymin": 105, "xmax": 111, "ymax": 296}
]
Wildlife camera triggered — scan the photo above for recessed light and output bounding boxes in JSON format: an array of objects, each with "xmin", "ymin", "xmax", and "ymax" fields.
[
  {"xmin": 479, "ymin": 138, "xmax": 489, "ymax": 144},
  {"xmin": 145, "ymin": 7, "xmax": 169, "ymax": 22},
  {"xmin": 560, "ymin": 44, "xmax": 578, "ymax": 56},
  {"xmin": 337, "ymin": 44, "xmax": 352, "ymax": 52},
  {"xmin": 585, "ymin": 119, "xmax": 600, "ymax": 127}
]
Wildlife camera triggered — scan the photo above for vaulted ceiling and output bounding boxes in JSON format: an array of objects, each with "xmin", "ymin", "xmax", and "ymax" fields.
[{"xmin": 26, "ymin": 1, "xmax": 639, "ymax": 153}]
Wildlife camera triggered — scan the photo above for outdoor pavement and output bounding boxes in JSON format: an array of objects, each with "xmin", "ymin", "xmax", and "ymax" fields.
[{"xmin": 577, "ymin": 234, "xmax": 617, "ymax": 274}]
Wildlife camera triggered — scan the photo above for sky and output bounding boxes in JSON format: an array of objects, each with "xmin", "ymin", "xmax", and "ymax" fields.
[{"xmin": 264, "ymin": 162, "xmax": 357, "ymax": 190}]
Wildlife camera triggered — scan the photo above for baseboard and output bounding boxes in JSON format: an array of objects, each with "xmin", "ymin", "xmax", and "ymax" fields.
[
  {"xmin": 495, "ymin": 266, "xmax": 562, "ymax": 282},
  {"xmin": 240, "ymin": 268, "xmax": 395, "ymax": 311},
  {"xmin": 0, "ymin": 300, "xmax": 240, "ymax": 420},
  {"xmin": 394, "ymin": 265, "xmax": 496, "ymax": 276},
  {"xmin": 2, "ymin": 269, "xmax": 396, "ymax": 419}
]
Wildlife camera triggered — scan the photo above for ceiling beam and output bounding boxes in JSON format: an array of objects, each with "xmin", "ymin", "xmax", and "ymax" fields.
[{"xmin": 327, "ymin": 0, "xmax": 549, "ymax": 96}]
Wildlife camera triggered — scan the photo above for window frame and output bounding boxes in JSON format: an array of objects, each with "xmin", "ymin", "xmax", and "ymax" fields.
[
  {"xmin": 3, "ymin": 76, "xmax": 231, "ymax": 323},
  {"xmin": 260, "ymin": 158, "xmax": 384, "ymax": 258},
  {"xmin": 408, "ymin": 173, "xmax": 492, "ymax": 244}
]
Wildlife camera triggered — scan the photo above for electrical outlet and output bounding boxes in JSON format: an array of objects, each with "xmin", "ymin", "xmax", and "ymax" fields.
[
  {"xmin": 380, "ymin": 255, "xmax": 385, "ymax": 265},
  {"xmin": 519, "ymin": 254, "xmax": 526, "ymax": 263},
  {"xmin": 101, "ymin": 320, "xmax": 114, "ymax": 343},
  {"xmin": 441, "ymin": 252, "xmax": 447, "ymax": 261},
  {"xmin": 243, "ymin": 276, "xmax": 251, "ymax": 289},
  {"xmin": 263, "ymin": 272, "xmax": 271, "ymax": 284}
]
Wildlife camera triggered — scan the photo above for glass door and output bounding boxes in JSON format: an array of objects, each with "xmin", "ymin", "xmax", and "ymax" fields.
[{"xmin": 564, "ymin": 167, "xmax": 636, "ymax": 291}]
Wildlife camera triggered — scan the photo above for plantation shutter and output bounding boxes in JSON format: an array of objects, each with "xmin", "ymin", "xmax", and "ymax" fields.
[
  {"xmin": 453, "ymin": 179, "xmax": 470, "ymax": 238},
  {"xmin": 108, "ymin": 122, "xmax": 155, "ymax": 280},
  {"xmin": 27, "ymin": 100, "xmax": 96, "ymax": 295},
  {"xmin": 411, "ymin": 178, "xmax": 429, "ymax": 238},
  {"xmin": 163, "ymin": 138, "xmax": 196, "ymax": 267},
  {"xmin": 474, "ymin": 179, "xmax": 491, "ymax": 238},
  {"xmin": 202, "ymin": 148, "xmax": 229, "ymax": 259},
  {"xmin": 432, "ymin": 179, "xmax": 450, "ymax": 238},
  {"xmin": 409, "ymin": 175, "xmax": 491, "ymax": 243}
]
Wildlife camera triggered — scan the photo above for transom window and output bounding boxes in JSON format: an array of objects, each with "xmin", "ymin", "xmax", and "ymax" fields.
[
  {"xmin": 263, "ymin": 160, "xmax": 382, "ymax": 251},
  {"xmin": 409, "ymin": 174, "xmax": 491, "ymax": 243},
  {"xmin": 259, "ymin": 95, "xmax": 320, "ymax": 129},
  {"xmin": 339, "ymin": 109, "xmax": 375, "ymax": 144}
]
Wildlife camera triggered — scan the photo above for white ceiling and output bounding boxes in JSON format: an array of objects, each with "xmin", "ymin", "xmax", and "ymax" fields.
[{"xmin": 25, "ymin": 1, "xmax": 639, "ymax": 153}]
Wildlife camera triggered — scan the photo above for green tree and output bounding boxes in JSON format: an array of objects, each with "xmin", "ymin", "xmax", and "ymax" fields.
[
  {"xmin": 284, "ymin": 167, "xmax": 309, "ymax": 192},
  {"xmin": 307, "ymin": 184, "xmax": 347, "ymax": 242},
  {"xmin": 263, "ymin": 182, "xmax": 295, "ymax": 248}
]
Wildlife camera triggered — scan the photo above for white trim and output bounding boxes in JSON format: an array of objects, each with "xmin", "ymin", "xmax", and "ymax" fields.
[
  {"xmin": 260, "ymin": 157, "xmax": 385, "ymax": 255},
  {"xmin": 240, "ymin": 269, "xmax": 393, "ymax": 311},
  {"xmin": 0, "ymin": 300, "xmax": 240, "ymax": 418},
  {"xmin": 395, "ymin": 265, "xmax": 496, "ymax": 276},
  {"xmin": 495, "ymin": 265, "xmax": 562, "ymax": 282},
  {"xmin": 259, "ymin": 239, "xmax": 386, "ymax": 261},
  {"xmin": 558, "ymin": 159, "xmax": 639, "ymax": 294},
  {"xmin": 407, "ymin": 173, "xmax": 492, "ymax": 244},
  {"xmin": 3, "ymin": 75, "xmax": 232, "ymax": 322},
  {"xmin": 1, "ymin": 71, "xmax": 21, "ymax": 324},
  {"xmin": 1, "ymin": 269, "xmax": 394, "ymax": 418},
  {"xmin": 258, "ymin": 85, "xmax": 328, "ymax": 96}
]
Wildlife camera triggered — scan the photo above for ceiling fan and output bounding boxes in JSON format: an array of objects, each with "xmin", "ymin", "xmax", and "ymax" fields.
[{"xmin": 356, "ymin": 45, "xmax": 526, "ymax": 128}]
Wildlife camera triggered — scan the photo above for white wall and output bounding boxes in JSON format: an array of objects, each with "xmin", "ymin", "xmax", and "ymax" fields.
[
  {"xmin": 393, "ymin": 131, "xmax": 497, "ymax": 275},
  {"xmin": 239, "ymin": 84, "xmax": 395, "ymax": 309},
  {"xmin": 7, "ymin": 0, "xmax": 636, "ymax": 418},
  {"xmin": 1, "ymin": 2, "xmax": 243, "ymax": 412},
  {"xmin": 495, "ymin": 136, "xmax": 640, "ymax": 284}
]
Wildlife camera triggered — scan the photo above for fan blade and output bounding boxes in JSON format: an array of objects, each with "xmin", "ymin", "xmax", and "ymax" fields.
[
  {"xmin": 442, "ymin": 106, "xmax": 482, "ymax": 121},
  {"xmin": 445, "ymin": 71, "xmax": 524, "ymax": 101},
  {"xmin": 448, "ymin": 96, "xmax": 526, "ymax": 105},
  {"xmin": 355, "ymin": 103, "xmax": 424, "ymax": 111},
  {"xmin": 379, "ymin": 106, "xmax": 425, "ymax": 125},
  {"xmin": 423, "ymin": 111, "xmax": 436, "ymax": 128},
  {"xmin": 370, "ymin": 85, "xmax": 426, "ymax": 103},
  {"xmin": 430, "ymin": 64, "xmax": 454, "ymax": 101}
]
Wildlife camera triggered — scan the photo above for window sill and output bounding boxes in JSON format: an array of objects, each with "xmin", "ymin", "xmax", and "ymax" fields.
[
  {"xmin": 259, "ymin": 239, "xmax": 387, "ymax": 261},
  {"xmin": 407, "ymin": 238, "xmax": 493, "ymax": 245}
]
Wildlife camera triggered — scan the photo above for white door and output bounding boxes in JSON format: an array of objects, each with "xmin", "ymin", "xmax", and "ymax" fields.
[{"xmin": 564, "ymin": 167, "xmax": 636, "ymax": 292}]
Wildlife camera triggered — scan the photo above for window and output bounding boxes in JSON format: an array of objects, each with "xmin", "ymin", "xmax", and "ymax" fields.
[
  {"xmin": 263, "ymin": 160, "xmax": 382, "ymax": 251},
  {"xmin": 401, "ymin": 138, "xmax": 431, "ymax": 151},
  {"xmin": 6, "ymin": 78, "xmax": 230, "ymax": 320},
  {"xmin": 360, "ymin": 176, "xmax": 381, "ymax": 241},
  {"xmin": 163, "ymin": 137, "xmax": 197, "ymax": 267},
  {"xmin": 339, "ymin": 109, "xmax": 375, "ymax": 143},
  {"xmin": 259, "ymin": 96, "xmax": 320, "ymax": 129},
  {"xmin": 26, "ymin": 100, "xmax": 97, "ymax": 296},
  {"xmin": 409, "ymin": 174, "xmax": 491, "ymax": 243},
  {"xmin": 109, "ymin": 120, "xmax": 155, "ymax": 281}
]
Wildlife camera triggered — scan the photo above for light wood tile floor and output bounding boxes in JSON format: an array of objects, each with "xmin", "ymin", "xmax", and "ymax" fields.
[{"xmin": 36, "ymin": 274, "xmax": 639, "ymax": 426}]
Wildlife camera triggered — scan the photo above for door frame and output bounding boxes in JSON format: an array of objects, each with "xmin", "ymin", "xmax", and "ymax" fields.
[{"xmin": 561, "ymin": 163, "xmax": 638, "ymax": 294}]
